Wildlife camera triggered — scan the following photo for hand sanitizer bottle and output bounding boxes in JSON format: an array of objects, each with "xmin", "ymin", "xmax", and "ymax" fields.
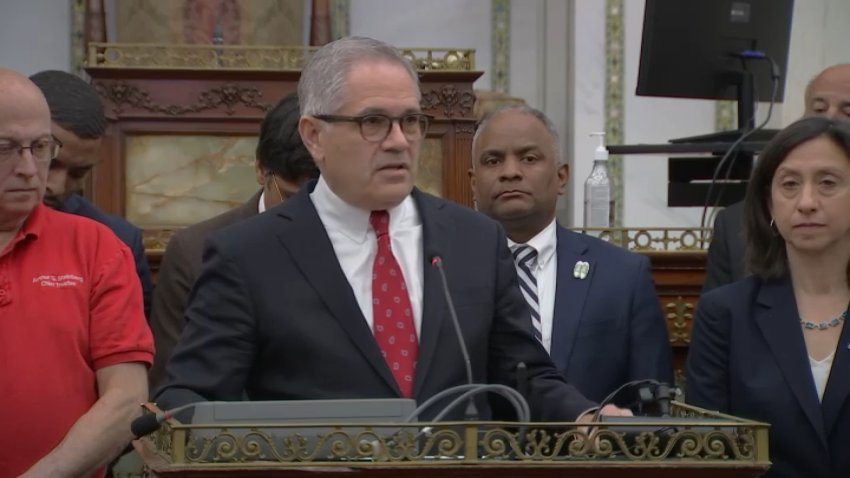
[{"xmin": 584, "ymin": 132, "xmax": 612, "ymax": 229}]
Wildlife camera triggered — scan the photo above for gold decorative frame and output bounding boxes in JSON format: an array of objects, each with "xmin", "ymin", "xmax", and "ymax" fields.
[
  {"xmin": 87, "ymin": 43, "xmax": 476, "ymax": 72},
  {"xmin": 576, "ymin": 228, "xmax": 713, "ymax": 252},
  {"xmin": 140, "ymin": 402, "xmax": 768, "ymax": 467}
]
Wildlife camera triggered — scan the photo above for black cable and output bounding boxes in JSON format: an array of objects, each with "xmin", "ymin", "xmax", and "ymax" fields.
[
  {"xmin": 698, "ymin": 54, "xmax": 781, "ymax": 248},
  {"xmin": 591, "ymin": 379, "xmax": 661, "ymax": 423}
]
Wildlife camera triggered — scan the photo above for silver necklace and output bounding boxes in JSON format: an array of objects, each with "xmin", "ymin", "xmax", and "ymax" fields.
[{"xmin": 800, "ymin": 311, "xmax": 847, "ymax": 330}]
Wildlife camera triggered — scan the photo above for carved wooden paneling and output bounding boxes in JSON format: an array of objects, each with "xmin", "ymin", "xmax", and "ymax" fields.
[
  {"xmin": 96, "ymin": 81, "xmax": 272, "ymax": 116},
  {"xmin": 421, "ymin": 84, "xmax": 476, "ymax": 118},
  {"xmin": 646, "ymin": 251, "xmax": 707, "ymax": 388}
]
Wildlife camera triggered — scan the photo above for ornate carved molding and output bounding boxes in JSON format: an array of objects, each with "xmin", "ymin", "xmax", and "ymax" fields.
[
  {"xmin": 666, "ymin": 296, "xmax": 695, "ymax": 344},
  {"xmin": 421, "ymin": 85, "xmax": 475, "ymax": 118},
  {"xmin": 95, "ymin": 81, "xmax": 271, "ymax": 116},
  {"xmin": 456, "ymin": 123, "xmax": 476, "ymax": 135}
]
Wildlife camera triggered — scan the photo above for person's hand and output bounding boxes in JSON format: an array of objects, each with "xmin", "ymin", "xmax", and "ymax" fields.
[
  {"xmin": 597, "ymin": 404, "xmax": 633, "ymax": 418},
  {"xmin": 575, "ymin": 404, "xmax": 633, "ymax": 452},
  {"xmin": 576, "ymin": 404, "xmax": 633, "ymax": 424}
]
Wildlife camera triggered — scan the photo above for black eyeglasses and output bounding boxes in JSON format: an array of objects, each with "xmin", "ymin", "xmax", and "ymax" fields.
[
  {"xmin": 0, "ymin": 137, "xmax": 63, "ymax": 169},
  {"xmin": 314, "ymin": 113, "xmax": 432, "ymax": 142}
]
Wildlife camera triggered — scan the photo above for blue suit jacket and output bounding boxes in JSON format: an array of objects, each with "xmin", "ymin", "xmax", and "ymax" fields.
[
  {"xmin": 157, "ymin": 184, "xmax": 596, "ymax": 421},
  {"xmin": 62, "ymin": 194, "xmax": 153, "ymax": 318},
  {"xmin": 686, "ymin": 276, "xmax": 850, "ymax": 478},
  {"xmin": 548, "ymin": 226, "xmax": 673, "ymax": 403}
]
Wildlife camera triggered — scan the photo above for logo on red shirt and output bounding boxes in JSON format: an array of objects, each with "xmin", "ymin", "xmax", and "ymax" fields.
[{"xmin": 32, "ymin": 274, "xmax": 84, "ymax": 288}]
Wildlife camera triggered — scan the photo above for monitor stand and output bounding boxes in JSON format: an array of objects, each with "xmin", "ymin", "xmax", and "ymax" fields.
[
  {"xmin": 669, "ymin": 128, "xmax": 780, "ymax": 144},
  {"xmin": 668, "ymin": 70, "xmax": 780, "ymax": 145}
]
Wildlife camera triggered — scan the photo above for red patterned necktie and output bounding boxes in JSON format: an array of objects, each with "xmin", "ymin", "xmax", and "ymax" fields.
[{"xmin": 370, "ymin": 210, "xmax": 418, "ymax": 397}]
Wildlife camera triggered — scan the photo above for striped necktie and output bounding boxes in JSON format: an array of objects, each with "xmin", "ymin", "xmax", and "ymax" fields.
[{"xmin": 512, "ymin": 245, "xmax": 543, "ymax": 342}]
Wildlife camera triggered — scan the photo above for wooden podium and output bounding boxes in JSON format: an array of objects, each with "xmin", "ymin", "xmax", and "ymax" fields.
[{"xmin": 135, "ymin": 402, "xmax": 769, "ymax": 478}]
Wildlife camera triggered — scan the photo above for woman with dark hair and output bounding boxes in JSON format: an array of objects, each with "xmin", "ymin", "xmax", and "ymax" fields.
[{"xmin": 686, "ymin": 116, "xmax": 850, "ymax": 478}]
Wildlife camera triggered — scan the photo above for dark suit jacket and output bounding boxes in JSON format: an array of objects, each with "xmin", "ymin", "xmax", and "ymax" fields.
[
  {"xmin": 549, "ymin": 226, "xmax": 673, "ymax": 403},
  {"xmin": 148, "ymin": 191, "xmax": 262, "ymax": 390},
  {"xmin": 686, "ymin": 276, "xmax": 850, "ymax": 478},
  {"xmin": 703, "ymin": 201, "xmax": 746, "ymax": 292},
  {"xmin": 61, "ymin": 193, "xmax": 153, "ymax": 318},
  {"xmin": 157, "ymin": 184, "xmax": 596, "ymax": 421}
]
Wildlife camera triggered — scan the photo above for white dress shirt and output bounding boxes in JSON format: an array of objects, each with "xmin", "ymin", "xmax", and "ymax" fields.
[
  {"xmin": 810, "ymin": 351, "xmax": 835, "ymax": 402},
  {"xmin": 258, "ymin": 191, "xmax": 267, "ymax": 214},
  {"xmin": 310, "ymin": 177, "xmax": 424, "ymax": 336},
  {"xmin": 508, "ymin": 219, "xmax": 557, "ymax": 353}
]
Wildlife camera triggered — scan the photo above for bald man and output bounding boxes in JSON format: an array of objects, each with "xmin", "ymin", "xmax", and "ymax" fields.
[
  {"xmin": 704, "ymin": 63, "xmax": 850, "ymax": 292},
  {"xmin": 0, "ymin": 69, "xmax": 154, "ymax": 477},
  {"xmin": 805, "ymin": 63, "xmax": 850, "ymax": 120}
]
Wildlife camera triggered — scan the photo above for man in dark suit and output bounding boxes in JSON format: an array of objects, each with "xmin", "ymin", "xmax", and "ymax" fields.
[
  {"xmin": 148, "ymin": 93, "xmax": 319, "ymax": 389},
  {"xmin": 157, "ymin": 36, "xmax": 630, "ymax": 422},
  {"xmin": 469, "ymin": 105, "xmax": 673, "ymax": 404},
  {"xmin": 703, "ymin": 63, "xmax": 850, "ymax": 292},
  {"xmin": 29, "ymin": 70, "xmax": 153, "ymax": 316}
]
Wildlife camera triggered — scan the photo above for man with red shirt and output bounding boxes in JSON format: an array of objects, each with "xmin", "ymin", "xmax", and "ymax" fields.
[{"xmin": 0, "ymin": 69, "xmax": 154, "ymax": 477}]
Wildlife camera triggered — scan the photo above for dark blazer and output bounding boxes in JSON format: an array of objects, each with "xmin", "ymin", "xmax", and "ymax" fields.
[
  {"xmin": 157, "ymin": 184, "xmax": 596, "ymax": 421},
  {"xmin": 686, "ymin": 276, "xmax": 850, "ymax": 478},
  {"xmin": 148, "ymin": 191, "xmax": 262, "ymax": 390},
  {"xmin": 549, "ymin": 226, "xmax": 673, "ymax": 403},
  {"xmin": 61, "ymin": 193, "xmax": 153, "ymax": 318},
  {"xmin": 703, "ymin": 201, "xmax": 746, "ymax": 292}
]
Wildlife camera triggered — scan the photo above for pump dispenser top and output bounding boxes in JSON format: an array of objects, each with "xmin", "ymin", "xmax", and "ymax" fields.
[
  {"xmin": 583, "ymin": 131, "xmax": 613, "ymax": 229},
  {"xmin": 590, "ymin": 132, "xmax": 609, "ymax": 160}
]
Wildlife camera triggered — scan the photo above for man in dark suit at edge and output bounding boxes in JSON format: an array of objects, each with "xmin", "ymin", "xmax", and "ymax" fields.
[
  {"xmin": 156, "ymin": 36, "xmax": 630, "ymax": 422},
  {"xmin": 148, "ymin": 93, "xmax": 319, "ymax": 390}
]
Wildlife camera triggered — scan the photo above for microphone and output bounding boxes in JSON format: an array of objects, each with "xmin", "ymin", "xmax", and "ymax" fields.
[
  {"xmin": 592, "ymin": 379, "xmax": 679, "ymax": 422},
  {"xmin": 131, "ymin": 403, "xmax": 195, "ymax": 438},
  {"xmin": 429, "ymin": 252, "xmax": 478, "ymax": 420},
  {"xmin": 396, "ymin": 253, "xmax": 530, "ymax": 425}
]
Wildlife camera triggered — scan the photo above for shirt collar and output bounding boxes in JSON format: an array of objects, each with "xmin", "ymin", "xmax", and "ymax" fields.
[
  {"xmin": 19, "ymin": 203, "xmax": 46, "ymax": 239},
  {"xmin": 2, "ymin": 204, "xmax": 46, "ymax": 256},
  {"xmin": 507, "ymin": 219, "xmax": 557, "ymax": 267},
  {"xmin": 310, "ymin": 176, "xmax": 419, "ymax": 242},
  {"xmin": 258, "ymin": 191, "xmax": 266, "ymax": 214}
]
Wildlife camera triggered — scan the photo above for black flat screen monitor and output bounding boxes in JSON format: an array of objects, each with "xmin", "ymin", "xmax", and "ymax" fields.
[{"xmin": 637, "ymin": 0, "xmax": 794, "ymax": 142}]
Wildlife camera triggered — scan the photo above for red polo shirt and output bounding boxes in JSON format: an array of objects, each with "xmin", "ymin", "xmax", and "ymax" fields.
[{"xmin": 0, "ymin": 204, "xmax": 154, "ymax": 477}]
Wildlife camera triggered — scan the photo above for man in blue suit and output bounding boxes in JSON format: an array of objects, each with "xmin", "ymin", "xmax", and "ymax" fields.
[
  {"xmin": 470, "ymin": 105, "xmax": 673, "ymax": 404},
  {"xmin": 30, "ymin": 70, "xmax": 153, "ymax": 317}
]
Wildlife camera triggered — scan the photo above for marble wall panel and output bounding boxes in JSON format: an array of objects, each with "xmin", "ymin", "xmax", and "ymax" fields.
[{"xmin": 125, "ymin": 134, "xmax": 259, "ymax": 227}]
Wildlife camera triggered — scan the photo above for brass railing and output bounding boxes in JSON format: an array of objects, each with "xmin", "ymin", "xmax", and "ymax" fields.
[
  {"xmin": 143, "ymin": 227, "xmax": 713, "ymax": 255},
  {"xmin": 87, "ymin": 42, "xmax": 476, "ymax": 72},
  {"xmin": 576, "ymin": 228, "xmax": 713, "ymax": 252}
]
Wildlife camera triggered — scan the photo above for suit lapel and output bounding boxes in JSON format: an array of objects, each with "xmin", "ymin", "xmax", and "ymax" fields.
[
  {"xmin": 549, "ymin": 226, "xmax": 593, "ymax": 374},
  {"xmin": 410, "ymin": 190, "xmax": 449, "ymax": 398},
  {"xmin": 821, "ymin": 314, "xmax": 850, "ymax": 436},
  {"xmin": 754, "ymin": 278, "xmax": 828, "ymax": 447},
  {"xmin": 274, "ymin": 187, "xmax": 401, "ymax": 395}
]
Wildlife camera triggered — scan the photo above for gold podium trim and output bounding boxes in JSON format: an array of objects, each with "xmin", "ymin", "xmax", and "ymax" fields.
[{"xmin": 139, "ymin": 402, "xmax": 769, "ymax": 468}]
